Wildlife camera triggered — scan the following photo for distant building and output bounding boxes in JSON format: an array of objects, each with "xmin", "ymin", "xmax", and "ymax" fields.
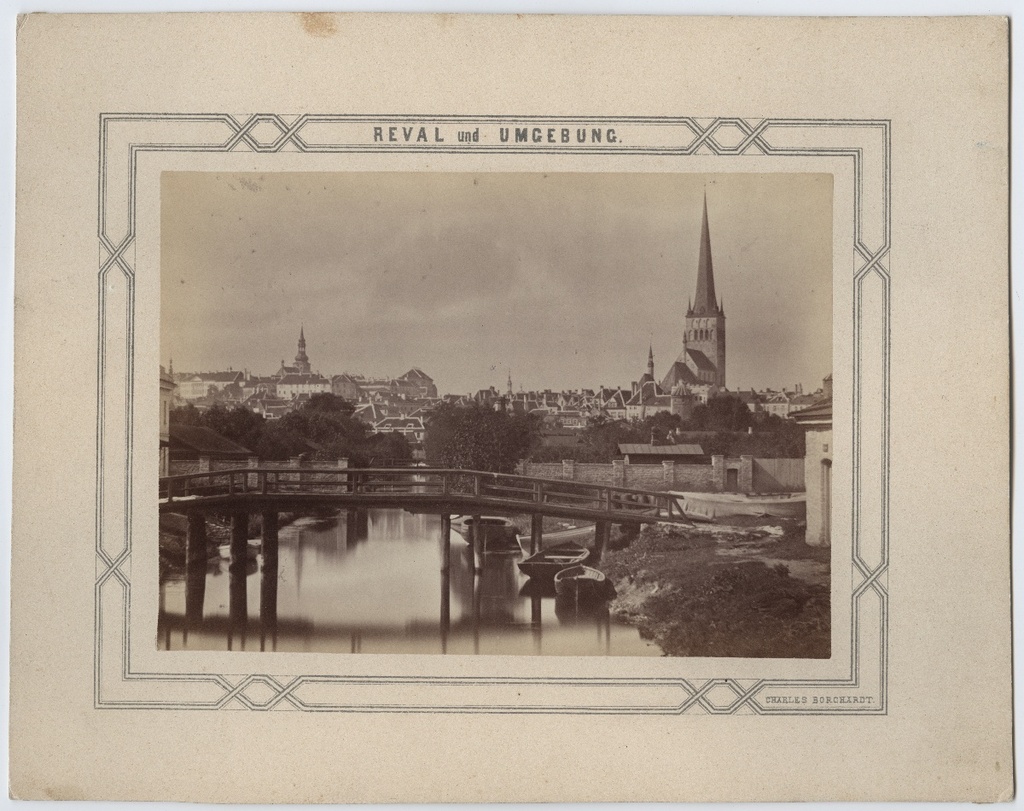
[
  {"xmin": 331, "ymin": 373, "xmax": 364, "ymax": 401},
  {"xmin": 372, "ymin": 416, "xmax": 426, "ymax": 442},
  {"xmin": 159, "ymin": 366, "xmax": 175, "ymax": 476},
  {"xmin": 792, "ymin": 374, "xmax": 833, "ymax": 547},
  {"xmin": 175, "ymin": 370, "xmax": 244, "ymax": 401},
  {"xmin": 734, "ymin": 389, "xmax": 763, "ymax": 413},
  {"xmin": 394, "ymin": 368, "xmax": 438, "ymax": 399},
  {"xmin": 276, "ymin": 373, "xmax": 331, "ymax": 400},
  {"xmin": 597, "ymin": 387, "xmax": 630, "ymax": 421}
]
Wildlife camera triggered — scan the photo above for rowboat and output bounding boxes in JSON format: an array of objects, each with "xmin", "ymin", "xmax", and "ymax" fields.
[
  {"xmin": 215, "ymin": 539, "xmax": 261, "ymax": 560},
  {"xmin": 517, "ymin": 543, "xmax": 590, "ymax": 582},
  {"xmin": 671, "ymin": 491, "xmax": 806, "ymax": 519},
  {"xmin": 450, "ymin": 515, "xmax": 519, "ymax": 551},
  {"xmin": 553, "ymin": 565, "xmax": 615, "ymax": 600},
  {"xmin": 682, "ymin": 501, "xmax": 716, "ymax": 523},
  {"xmin": 515, "ymin": 523, "xmax": 595, "ymax": 549}
]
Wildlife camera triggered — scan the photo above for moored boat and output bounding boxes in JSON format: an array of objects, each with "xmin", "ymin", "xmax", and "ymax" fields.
[
  {"xmin": 215, "ymin": 539, "xmax": 261, "ymax": 560},
  {"xmin": 515, "ymin": 523, "xmax": 595, "ymax": 549},
  {"xmin": 450, "ymin": 515, "xmax": 519, "ymax": 551},
  {"xmin": 553, "ymin": 564, "xmax": 615, "ymax": 600},
  {"xmin": 671, "ymin": 491, "xmax": 806, "ymax": 519},
  {"xmin": 681, "ymin": 501, "xmax": 716, "ymax": 523},
  {"xmin": 517, "ymin": 542, "xmax": 590, "ymax": 582}
]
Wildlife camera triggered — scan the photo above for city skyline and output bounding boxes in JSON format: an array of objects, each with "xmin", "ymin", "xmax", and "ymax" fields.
[{"xmin": 161, "ymin": 171, "xmax": 833, "ymax": 394}]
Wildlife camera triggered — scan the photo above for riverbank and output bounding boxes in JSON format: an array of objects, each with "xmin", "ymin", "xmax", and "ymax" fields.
[{"xmin": 601, "ymin": 517, "xmax": 830, "ymax": 658}]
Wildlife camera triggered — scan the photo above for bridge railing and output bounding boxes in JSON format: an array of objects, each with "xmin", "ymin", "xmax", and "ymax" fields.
[{"xmin": 159, "ymin": 467, "xmax": 688, "ymax": 522}]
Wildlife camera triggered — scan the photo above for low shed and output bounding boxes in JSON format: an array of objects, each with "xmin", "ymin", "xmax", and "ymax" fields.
[{"xmin": 617, "ymin": 443, "xmax": 706, "ymax": 465}]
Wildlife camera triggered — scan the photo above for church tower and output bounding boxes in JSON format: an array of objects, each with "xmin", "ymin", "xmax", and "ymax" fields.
[
  {"xmin": 683, "ymin": 193, "xmax": 726, "ymax": 388},
  {"xmin": 294, "ymin": 326, "xmax": 311, "ymax": 374},
  {"xmin": 660, "ymin": 193, "xmax": 727, "ymax": 394}
]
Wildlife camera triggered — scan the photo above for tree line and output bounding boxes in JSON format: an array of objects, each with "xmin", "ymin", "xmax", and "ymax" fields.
[
  {"xmin": 528, "ymin": 395, "xmax": 806, "ymax": 463},
  {"xmin": 170, "ymin": 393, "xmax": 412, "ymax": 465},
  {"xmin": 172, "ymin": 393, "xmax": 807, "ymax": 473}
]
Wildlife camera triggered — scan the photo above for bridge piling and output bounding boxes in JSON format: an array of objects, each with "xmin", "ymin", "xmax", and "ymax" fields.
[
  {"xmin": 593, "ymin": 520, "xmax": 610, "ymax": 563},
  {"xmin": 184, "ymin": 513, "xmax": 207, "ymax": 628},
  {"xmin": 229, "ymin": 512, "xmax": 249, "ymax": 645},
  {"xmin": 440, "ymin": 514, "xmax": 451, "ymax": 572},
  {"xmin": 530, "ymin": 513, "xmax": 543, "ymax": 555},
  {"xmin": 471, "ymin": 514, "xmax": 483, "ymax": 571},
  {"xmin": 260, "ymin": 510, "xmax": 279, "ymax": 652}
]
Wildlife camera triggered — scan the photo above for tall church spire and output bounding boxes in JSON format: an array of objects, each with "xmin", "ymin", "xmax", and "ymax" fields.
[
  {"xmin": 692, "ymin": 192, "xmax": 719, "ymax": 315},
  {"xmin": 294, "ymin": 325, "xmax": 310, "ymax": 374},
  {"xmin": 647, "ymin": 344, "xmax": 655, "ymax": 377}
]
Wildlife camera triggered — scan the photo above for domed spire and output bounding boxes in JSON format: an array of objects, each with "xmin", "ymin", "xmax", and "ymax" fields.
[{"xmin": 294, "ymin": 325, "xmax": 310, "ymax": 373}]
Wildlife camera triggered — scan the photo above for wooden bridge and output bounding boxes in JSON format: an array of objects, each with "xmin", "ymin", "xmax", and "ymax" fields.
[
  {"xmin": 158, "ymin": 466, "xmax": 691, "ymax": 526},
  {"xmin": 161, "ymin": 467, "xmax": 692, "ymax": 636}
]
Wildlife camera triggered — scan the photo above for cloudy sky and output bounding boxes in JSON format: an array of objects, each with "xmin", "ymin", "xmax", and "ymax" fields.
[{"xmin": 161, "ymin": 171, "xmax": 832, "ymax": 394}]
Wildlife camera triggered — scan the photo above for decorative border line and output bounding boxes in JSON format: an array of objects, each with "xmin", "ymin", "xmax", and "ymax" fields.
[{"xmin": 95, "ymin": 115, "xmax": 890, "ymax": 714}]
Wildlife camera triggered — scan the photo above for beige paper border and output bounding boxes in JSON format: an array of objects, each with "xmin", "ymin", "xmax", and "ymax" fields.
[{"xmin": 11, "ymin": 13, "xmax": 1011, "ymax": 802}]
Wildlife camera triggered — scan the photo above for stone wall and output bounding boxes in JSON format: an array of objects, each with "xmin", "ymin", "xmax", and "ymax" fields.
[{"xmin": 519, "ymin": 459, "xmax": 723, "ymax": 492}]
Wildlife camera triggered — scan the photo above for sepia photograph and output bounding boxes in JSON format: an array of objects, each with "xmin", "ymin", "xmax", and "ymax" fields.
[
  {"xmin": 9, "ymin": 9, "xmax": 1012, "ymax": 803},
  {"xmin": 158, "ymin": 170, "xmax": 834, "ymax": 657}
]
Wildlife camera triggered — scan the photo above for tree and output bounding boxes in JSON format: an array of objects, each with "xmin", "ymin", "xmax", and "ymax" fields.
[
  {"xmin": 424, "ymin": 404, "xmax": 538, "ymax": 473},
  {"xmin": 687, "ymin": 394, "xmax": 754, "ymax": 433},
  {"xmin": 169, "ymin": 403, "xmax": 202, "ymax": 426},
  {"xmin": 366, "ymin": 432, "xmax": 413, "ymax": 464},
  {"xmin": 303, "ymin": 392, "xmax": 355, "ymax": 416}
]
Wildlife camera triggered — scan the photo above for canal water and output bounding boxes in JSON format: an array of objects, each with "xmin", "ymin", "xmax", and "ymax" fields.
[{"xmin": 158, "ymin": 509, "xmax": 661, "ymax": 656}]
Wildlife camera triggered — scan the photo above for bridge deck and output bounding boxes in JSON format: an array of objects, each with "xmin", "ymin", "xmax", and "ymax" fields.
[{"xmin": 159, "ymin": 467, "xmax": 691, "ymax": 525}]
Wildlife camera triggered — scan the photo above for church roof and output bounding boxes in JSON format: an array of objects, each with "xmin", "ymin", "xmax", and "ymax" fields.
[
  {"xmin": 679, "ymin": 348, "xmax": 712, "ymax": 374},
  {"xmin": 662, "ymin": 360, "xmax": 699, "ymax": 390},
  {"xmin": 686, "ymin": 348, "xmax": 717, "ymax": 372},
  {"xmin": 689, "ymin": 193, "xmax": 722, "ymax": 317}
]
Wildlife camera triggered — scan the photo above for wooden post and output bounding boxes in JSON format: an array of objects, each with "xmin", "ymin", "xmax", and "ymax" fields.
[
  {"xmin": 594, "ymin": 520, "xmax": 610, "ymax": 563},
  {"xmin": 440, "ymin": 572, "xmax": 451, "ymax": 654},
  {"xmin": 530, "ymin": 513, "xmax": 543, "ymax": 555},
  {"xmin": 229, "ymin": 512, "xmax": 249, "ymax": 643},
  {"xmin": 184, "ymin": 512, "xmax": 207, "ymax": 628},
  {"xmin": 260, "ymin": 510, "xmax": 279, "ymax": 652},
  {"xmin": 471, "ymin": 514, "xmax": 483, "ymax": 571},
  {"xmin": 440, "ymin": 514, "xmax": 451, "ymax": 572}
]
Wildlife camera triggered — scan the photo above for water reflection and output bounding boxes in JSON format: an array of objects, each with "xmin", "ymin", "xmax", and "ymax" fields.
[{"xmin": 158, "ymin": 509, "xmax": 659, "ymax": 656}]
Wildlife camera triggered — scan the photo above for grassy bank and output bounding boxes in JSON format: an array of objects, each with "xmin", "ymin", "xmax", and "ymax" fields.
[{"xmin": 602, "ymin": 520, "xmax": 830, "ymax": 658}]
